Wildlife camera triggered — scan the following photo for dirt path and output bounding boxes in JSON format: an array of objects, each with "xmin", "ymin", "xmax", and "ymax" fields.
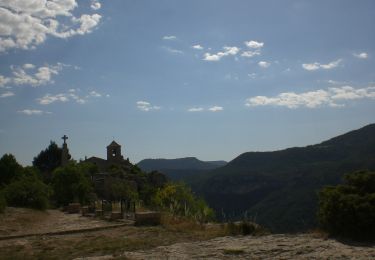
[
  {"xmin": 0, "ymin": 207, "xmax": 124, "ymax": 238},
  {"xmin": 119, "ymin": 234, "xmax": 375, "ymax": 259}
]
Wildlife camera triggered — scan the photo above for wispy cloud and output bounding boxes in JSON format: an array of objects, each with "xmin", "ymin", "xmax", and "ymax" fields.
[
  {"xmin": 187, "ymin": 107, "xmax": 204, "ymax": 112},
  {"xmin": 302, "ymin": 59, "xmax": 342, "ymax": 71},
  {"xmin": 17, "ymin": 109, "xmax": 51, "ymax": 115},
  {"xmin": 164, "ymin": 47, "xmax": 184, "ymax": 54},
  {"xmin": 208, "ymin": 106, "xmax": 224, "ymax": 112},
  {"xmin": 0, "ymin": 1, "xmax": 102, "ymax": 52},
  {"xmin": 203, "ymin": 46, "xmax": 240, "ymax": 61},
  {"xmin": 38, "ymin": 89, "xmax": 106, "ymax": 105},
  {"xmin": 0, "ymin": 91, "xmax": 14, "ymax": 98},
  {"xmin": 136, "ymin": 101, "xmax": 161, "ymax": 111},
  {"xmin": 353, "ymin": 52, "xmax": 368, "ymax": 59},
  {"xmin": 163, "ymin": 35, "xmax": 177, "ymax": 40},
  {"xmin": 241, "ymin": 50, "xmax": 261, "ymax": 58},
  {"xmin": 192, "ymin": 44, "xmax": 204, "ymax": 50},
  {"xmin": 258, "ymin": 61, "xmax": 271, "ymax": 68},
  {"xmin": 245, "ymin": 86, "xmax": 375, "ymax": 109}
]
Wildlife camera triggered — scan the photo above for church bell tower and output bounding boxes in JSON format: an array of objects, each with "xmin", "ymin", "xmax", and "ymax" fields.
[{"xmin": 106, "ymin": 141, "xmax": 123, "ymax": 163}]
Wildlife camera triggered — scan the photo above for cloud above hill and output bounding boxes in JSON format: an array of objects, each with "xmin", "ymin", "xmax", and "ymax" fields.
[{"xmin": 245, "ymin": 86, "xmax": 375, "ymax": 109}]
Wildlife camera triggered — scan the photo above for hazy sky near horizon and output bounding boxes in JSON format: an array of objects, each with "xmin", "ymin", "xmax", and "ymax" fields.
[{"xmin": 1, "ymin": 0, "xmax": 375, "ymax": 165}]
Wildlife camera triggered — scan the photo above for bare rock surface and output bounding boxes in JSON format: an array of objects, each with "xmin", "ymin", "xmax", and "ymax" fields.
[{"xmin": 120, "ymin": 234, "xmax": 375, "ymax": 260}]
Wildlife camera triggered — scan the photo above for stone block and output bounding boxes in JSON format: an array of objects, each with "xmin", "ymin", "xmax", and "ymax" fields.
[
  {"xmin": 135, "ymin": 212, "xmax": 161, "ymax": 226},
  {"xmin": 67, "ymin": 203, "xmax": 81, "ymax": 214}
]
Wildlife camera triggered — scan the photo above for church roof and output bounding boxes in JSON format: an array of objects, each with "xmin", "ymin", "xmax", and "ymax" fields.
[{"xmin": 107, "ymin": 140, "xmax": 121, "ymax": 148}]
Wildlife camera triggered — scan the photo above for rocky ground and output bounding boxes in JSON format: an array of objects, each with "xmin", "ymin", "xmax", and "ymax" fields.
[
  {"xmin": 120, "ymin": 234, "xmax": 375, "ymax": 259},
  {"xmin": 0, "ymin": 208, "xmax": 374, "ymax": 259}
]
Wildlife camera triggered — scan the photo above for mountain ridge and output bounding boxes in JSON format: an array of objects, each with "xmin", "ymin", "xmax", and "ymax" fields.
[{"xmin": 191, "ymin": 123, "xmax": 375, "ymax": 232}]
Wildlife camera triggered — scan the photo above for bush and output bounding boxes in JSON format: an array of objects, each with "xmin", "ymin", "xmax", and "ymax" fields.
[
  {"xmin": 318, "ymin": 170, "xmax": 375, "ymax": 241},
  {"xmin": 52, "ymin": 163, "xmax": 93, "ymax": 206},
  {"xmin": 3, "ymin": 167, "xmax": 50, "ymax": 210},
  {"xmin": 153, "ymin": 183, "xmax": 215, "ymax": 223}
]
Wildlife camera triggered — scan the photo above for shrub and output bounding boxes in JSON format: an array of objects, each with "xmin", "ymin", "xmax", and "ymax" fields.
[
  {"xmin": 153, "ymin": 182, "xmax": 215, "ymax": 223},
  {"xmin": 318, "ymin": 170, "xmax": 375, "ymax": 241},
  {"xmin": 3, "ymin": 168, "xmax": 50, "ymax": 210},
  {"xmin": 225, "ymin": 221, "xmax": 258, "ymax": 236}
]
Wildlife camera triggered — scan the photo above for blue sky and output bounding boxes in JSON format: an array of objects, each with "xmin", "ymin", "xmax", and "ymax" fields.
[{"xmin": 1, "ymin": 0, "xmax": 375, "ymax": 165}]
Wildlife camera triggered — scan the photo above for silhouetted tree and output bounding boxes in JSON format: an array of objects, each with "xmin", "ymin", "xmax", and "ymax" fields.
[
  {"xmin": 0, "ymin": 154, "xmax": 23, "ymax": 187},
  {"xmin": 33, "ymin": 141, "xmax": 64, "ymax": 182}
]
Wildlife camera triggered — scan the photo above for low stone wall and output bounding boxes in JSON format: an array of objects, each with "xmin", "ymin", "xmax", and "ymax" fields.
[{"xmin": 135, "ymin": 212, "xmax": 161, "ymax": 226}]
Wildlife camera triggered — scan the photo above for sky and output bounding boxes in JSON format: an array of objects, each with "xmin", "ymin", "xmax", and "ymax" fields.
[{"xmin": 0, "ymin": 0, "xmax": 375, "ymax": 166}]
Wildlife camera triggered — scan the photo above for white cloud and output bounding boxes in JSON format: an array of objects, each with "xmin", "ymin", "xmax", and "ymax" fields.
[
  {"xmin": 10, "ymin": 63, "xmax": 63, "ymax": 87},
  {"xmin": 91, "ymin": 1, "xmax": 101, "ymax": 10},
  {"xmin": 0, "ymin": 91, "xmax": 14, "ymax": 98},
  {"xmin": 164, "ymin": 47, "xmax": 183, "ymax": 54},
  {"xmin": 245, "ymin": 86, "xmax": 375, "ymax": 109},
  {"xmin": 38, "ymin": 89, "xmax": 106, "ymax": 105},
  {"xmin": 188, "ymin": 107, "xmax": 204, "ymax": 112},
  {"xmin": 203, "ymin": 46, "xmax": 240, "ymax": 61},
  {"xmin": 241, "ymin": 50, "xmax": 261, "ymax": 58},
  {"xmin": 136, "ymin": 101, "xmax": 161, "ymax": 111},
  {"xmin": 163, "ymin": 35, "xmax": 176, "ymax": 40},
  {"xmin": 302, "ymin": 59, "xmax": 342, "ymax": 71},
  {"xmin": 0, "ymin": 75, "xmax": 11, "ymax": 87},
  {"xmin": 89, "ymin": 91, "xmax": 101, "ymax": 97},
  {"xmin": 320, "ymin": 59, "xmax": 342, "ymax": 69},
  {"xmin": 18, "ymin": 109, "xmax": 51, "ymax": 115},
  {"xmin": 244, "ymin": 40, "xmax": 264, "ymax": 49},
  {"xmin": 23, "ymin": 63, "xmax": 35, "ymax": 69},
  {"xmin": 258, "ymin": 61, "xmax": 271, "ymax": 68},
  {"xmin": 192, "ymin": 44, "xmax": 203, "ymax": 50},
  {"xmin": 0, "ymin": 1, "xmax": 102, "ymax": 52},
  {"xmin": 208, "ymin": 106, "xmax": 223, "ymax": 112},
  {"xmin": 302, "ymin": 63, "xmax": 320, "ymax": 71},
  {"xmin": 353, "ymin": 52, "xmax": 368, "ymax": 59}
]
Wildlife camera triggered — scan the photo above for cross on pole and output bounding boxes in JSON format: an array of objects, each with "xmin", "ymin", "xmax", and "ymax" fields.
[{"xmin": 62, "ymin": 135, "xmax": 68, "ymax": 144}]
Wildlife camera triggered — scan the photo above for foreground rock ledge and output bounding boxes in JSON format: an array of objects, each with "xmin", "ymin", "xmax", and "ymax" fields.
[{"xmin": 83, "ymin": 234, "xmax": 375, "ymax": 259}]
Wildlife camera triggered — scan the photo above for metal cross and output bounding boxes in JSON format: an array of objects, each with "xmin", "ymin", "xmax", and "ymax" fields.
[{"xmin": 62, "ymin": 135, "xmax": 68, "ymax": 144}]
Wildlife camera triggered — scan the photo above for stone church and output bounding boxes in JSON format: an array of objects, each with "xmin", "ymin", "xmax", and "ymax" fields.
[{"xmin": 85, "ymin": 141, "xmax": 132, "ymax": 172}]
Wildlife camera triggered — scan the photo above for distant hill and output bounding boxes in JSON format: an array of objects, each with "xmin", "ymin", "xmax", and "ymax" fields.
[
  {"xmin": 137, "ymin": 157, "xmax": 227, "ymax": 181},
  {"xmin": 191, "ymin": 123, "xmax": 375, "ymax": 233}
]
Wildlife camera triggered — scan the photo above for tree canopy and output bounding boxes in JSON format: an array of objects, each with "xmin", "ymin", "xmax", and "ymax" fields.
[
  {"xmin": 32, "ymin": 141, "xmax": 64, "ymax": 182},
  {"xmin": 318, "ymin": 170, "xmax": 375, "ymax": 241}
]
